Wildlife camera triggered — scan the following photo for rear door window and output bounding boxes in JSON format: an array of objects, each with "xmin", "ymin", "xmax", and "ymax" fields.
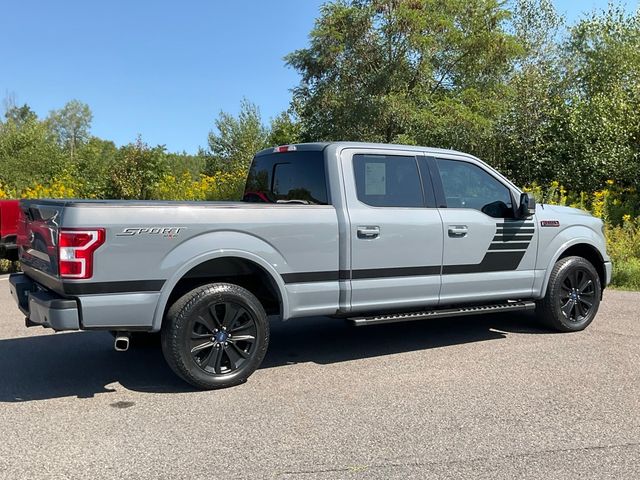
[{"xmin": 353, "ymin": 154, "xmax": 424, "ymax": 207}]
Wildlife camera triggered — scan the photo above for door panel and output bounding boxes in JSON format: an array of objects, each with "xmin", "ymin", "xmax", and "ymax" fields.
[
  {"xmin": 433, "ymin": 157, "xmax": 537, "ymax": 303},
  {"xmin": 439, "ymin": 209, "xmax": 538, "ymax": 303},
  {"xmin": 341, "ymin": 150, "xmax": 443, "ymax": 313}
]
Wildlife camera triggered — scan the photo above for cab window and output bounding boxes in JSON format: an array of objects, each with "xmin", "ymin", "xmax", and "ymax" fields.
[
  {"xmin": 244, "ymin": 151, "xmax": 329, "ymax": 205},
  {"xmin": 353, "ymin": 154, "xmax": 424, "ymax": 208},
  {"xmin": 436, "ymin": 159, "xmax": 513, "ymax": 218}
]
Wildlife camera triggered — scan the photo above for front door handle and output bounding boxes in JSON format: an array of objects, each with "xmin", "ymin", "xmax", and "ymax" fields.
[
  {"xmin": 448, "ymin": 225, "xmax": 468, "ymax": 238},
  {"xmin": 357, "ymin": 226, "xmax": 380, "ymax": 239}
]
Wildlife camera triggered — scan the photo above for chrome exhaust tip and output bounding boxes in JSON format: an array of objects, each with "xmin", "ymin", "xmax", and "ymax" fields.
[{"xmin": 114, "ymin": 334, "xmax": 130, "ymax": 352}]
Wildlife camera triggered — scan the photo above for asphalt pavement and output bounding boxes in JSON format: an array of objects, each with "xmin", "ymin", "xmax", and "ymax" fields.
[{"xmin": 0, "ymin": 274, "xmax": 638, "ymax": 479}]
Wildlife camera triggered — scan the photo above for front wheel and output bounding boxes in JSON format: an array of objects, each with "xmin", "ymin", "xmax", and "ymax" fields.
[
  {"xmin": 161, "ymin": 283, "xmax": 269, "ymax": 389},
  {"xmin": 536, "ymin": 256, "xmax": 601, "ymax": 332}
]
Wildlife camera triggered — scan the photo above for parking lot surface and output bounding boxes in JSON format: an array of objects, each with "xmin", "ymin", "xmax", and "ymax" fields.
[{"xmin": 0, "ymin": 274, "xmax": 638, "ymax": 479}]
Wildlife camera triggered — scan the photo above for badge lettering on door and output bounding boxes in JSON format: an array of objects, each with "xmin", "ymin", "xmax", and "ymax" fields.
[{"xmin": 540, "ymin": 220, "xmax": 560, "ymax": 227}]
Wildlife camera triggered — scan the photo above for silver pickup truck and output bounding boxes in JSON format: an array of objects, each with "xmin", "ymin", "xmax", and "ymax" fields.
[{"xmin": 9, "ymin": 142, "xmax": 612, "ymax": 389}]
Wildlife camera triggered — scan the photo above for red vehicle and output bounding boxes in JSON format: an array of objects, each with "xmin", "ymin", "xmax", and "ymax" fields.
[{"xmin": 0, "ymin": 200, "xmax": 20, "ymax": 260}]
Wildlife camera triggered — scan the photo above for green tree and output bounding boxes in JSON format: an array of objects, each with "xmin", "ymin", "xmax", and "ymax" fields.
[
  {"xmin": 206, "ymin": 99, "xmax": 268, "ymax": 174},
  {"xmin": 286, "ymin": 0, "xmax": 522, "ymax": 156},
  {"xmin": 166, "ymin": 151, "xmax": 207, "ymax": 177},
  {"xmin": 74, "ymin": 137, "xmax": 118, "ymax": 198},
  {"xmin": 108, "ymin": 137, "xmax": 168, "ymax": 199},
  {"xmin": 0, "ymin": 111, "xmax": 67, "ymax": 192},
  {"xmin": 47, "ymin": 100, "xmax": 93, "ymax": 159},
  {"xmin": 266, "ymin": 110, "xmax": 302, "ymax": 147},
  {"xmin": 4, "ymin": 103, "xmax": 38, "ymax": 126},
  {"xmin": 494, "ymin": 0, "xmax": 566, "ymax": 185},
  {"xmin": 558, "ymin": 6, "xmax": 640, "ymax": 191}
]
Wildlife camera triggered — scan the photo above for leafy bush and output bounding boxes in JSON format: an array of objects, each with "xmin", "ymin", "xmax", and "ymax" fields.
[
  {"xmin": 610, "ymin": 258, "xmax": 640, "ymax": 291},
  {"xmin": 21, "ymin": 171, "xmax": 78, "ymax": 199},
  {"xmin": 0, "ymin": 260, "xmax": 19, "ymax": 275},
  {"xmin": 0, "ymin": 183, "xmax": 10, "ymax": 199},
  {"xmin": 606, "ymin": 219, "xmax": 640, "ymax": 262},
  {"xmin": 0, "ymin": 116, "xmax": 68, "ymax": 192},
  {"xmin": 152, "ymin": 170, "xmax": 246, "ymax": 201},
  {"xmin": 524, "ymin": 181, "xmax": 640, "ymax": 290},
  {"xmin": 107, "ymin": 138, "xmax": 168, "ymax": 200},
  {"xmin": 525, "ymin": 180, "xmax": 640, "ymax": 226}
]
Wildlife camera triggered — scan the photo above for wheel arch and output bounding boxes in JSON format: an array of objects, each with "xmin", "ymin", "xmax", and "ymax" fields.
[
  {"xmin": 540, "ymin": 239, "xmax": 606, "ymax": 298},
  {"xmin": 152, "ymin": 249, "xmax": 289, "ymax": 331}
]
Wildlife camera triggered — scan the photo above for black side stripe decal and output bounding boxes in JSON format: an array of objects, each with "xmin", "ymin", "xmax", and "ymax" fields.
[
  {"xmin": 351, "ymin": 265, "xmax": 441, "ymax": 280},
  {"xmin": 281, "ymin": 252, "xmax": 528, "ymax": 283},
  {"xmin": 442, "ymin": 251, "xmax": 526, "ymax": 275},
  {"xmin": 496, "ymin": 222, "xmax": 534, "ymax": 227},
  {"xmin": 282, "ymin": 255, "xmax": 528, "ymax": 283},
  {"xmin": 280, "ymin": 271, "xmax": 339, "ymax": 283},
  {"xmin": 493, "ymin": 235, "xmax": 533, "ymax": 242},
  {"xmin": 63, "ymin": 280, "xmax": 166, "ymax": 295},
  {"xmin": 497, "ymin": 228, "xmax": 535, "ymax": 234},
  {"xmin": 282, "ymin": 222, "xmax": 535, "ymax": 284},
  {"xmin": 488, "ymin": 243, "xmax": 530, "ymax": 251},
  {"xmin": 339, "ymin": 270, "xmax": 351, "ymax": 280},
  {"xmin": 281, "ymin": 266, "xmax": 440, "ymax": 283}
]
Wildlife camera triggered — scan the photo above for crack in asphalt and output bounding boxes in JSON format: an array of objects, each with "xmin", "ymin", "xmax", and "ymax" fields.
[{"xmin": 278, "ymin": 441, "xmax": 640, "ymax": 477}]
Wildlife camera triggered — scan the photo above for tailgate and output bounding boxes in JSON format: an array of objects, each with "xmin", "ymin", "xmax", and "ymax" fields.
[{"xmin": 17, "ymin": 200, "xmax": 67, "ymax": 279}]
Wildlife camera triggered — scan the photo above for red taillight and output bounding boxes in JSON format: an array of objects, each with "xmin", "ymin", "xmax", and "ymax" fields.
[
  {"xmin": 58, "ymin": 228, "xmax": 105, "ymax": 279},
  {"xmin": 273, "ymin": 145, "xmax": 297, "ymax": 153}
]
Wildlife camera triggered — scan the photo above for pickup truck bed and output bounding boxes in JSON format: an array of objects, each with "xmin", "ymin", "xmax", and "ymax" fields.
[{"xmin": 14, "ymin": 198, "xmax": 338, "ymax": 328}]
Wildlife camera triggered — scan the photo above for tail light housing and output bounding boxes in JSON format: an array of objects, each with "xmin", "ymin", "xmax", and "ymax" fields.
[
  {"xmin": 273, "ymin": 145, "xmax": 297, "ymax": 153},
  {"xmin": 58, "ymin": 228, "xmax": 105, "ymax": 279}
]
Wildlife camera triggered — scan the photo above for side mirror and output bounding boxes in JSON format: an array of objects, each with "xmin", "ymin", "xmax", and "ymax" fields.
[{"xmin": 517, "ymin": 192, "xmax": 535, "ymax": 218}]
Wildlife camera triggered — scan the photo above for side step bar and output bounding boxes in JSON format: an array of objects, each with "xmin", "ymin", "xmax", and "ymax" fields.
[{"xmin": 349, "ymin": 301, "xmax": 536, "ymax": 327}]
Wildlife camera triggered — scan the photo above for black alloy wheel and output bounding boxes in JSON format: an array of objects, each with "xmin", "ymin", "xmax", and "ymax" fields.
[
  {"xmin": 536, "ymin": 256, "xmax": 601, "ymax": 332},
  {"xmin": 190, "ymin": 301, "xmax": 258, "ymax": 375},
  {"xmin": 558, "ymin": 266, "xmax": 597, "ymax": 323},
  {"xmin": 162, "ymin": 283, "xmax": 269, "ymax": 389}
]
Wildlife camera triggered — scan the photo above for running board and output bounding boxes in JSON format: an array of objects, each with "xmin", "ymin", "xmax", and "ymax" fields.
[{"xmin": 349, "ymin": 301, "xmax": 536, "ymax": 327}]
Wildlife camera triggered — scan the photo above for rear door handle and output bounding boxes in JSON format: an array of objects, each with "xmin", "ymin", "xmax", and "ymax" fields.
[
  {"xmin": 448, "ymin": 225, "xmax": 468, "ymax": 238},
  {"xmin": 357, "ymin": 226, "xmax": 380, "ymax": 239}
]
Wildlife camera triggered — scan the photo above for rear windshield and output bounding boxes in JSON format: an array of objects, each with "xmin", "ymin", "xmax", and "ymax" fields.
[{"xmin": 243, "ymin": 151, "xmax": 329, "ymax": 205}]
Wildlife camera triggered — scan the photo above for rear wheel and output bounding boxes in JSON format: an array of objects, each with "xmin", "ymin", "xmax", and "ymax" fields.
[
  {"xmin": 161, "ymin": 283, "xmax": 269, "ymax": 389},
  {"xmin": 536, "ymin": 256, "xmax": 601, "ymax": 332}
]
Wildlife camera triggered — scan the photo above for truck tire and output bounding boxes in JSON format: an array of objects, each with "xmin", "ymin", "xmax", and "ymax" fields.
[
  {"xmin": 536, "ymin": 256, "xmax": 601, "ymax": 332},
  {"xmin": 161, "ymin": 283, "xmax": 269, "ymax": 389}
]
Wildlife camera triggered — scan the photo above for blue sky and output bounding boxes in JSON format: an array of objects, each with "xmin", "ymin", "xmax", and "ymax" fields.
[{"xmin": 1, "ymin": 0, "xmax": 637, "ymax": 154}]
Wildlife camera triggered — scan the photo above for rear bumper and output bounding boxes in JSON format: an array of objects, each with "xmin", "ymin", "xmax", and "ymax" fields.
[
  {"xmin": 9, "ymin": 273, "xmax": 80, "ymax": 331},
  {"xmin": 8, "ymin": 272, "xmax": 160, "ymax": 331}
]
